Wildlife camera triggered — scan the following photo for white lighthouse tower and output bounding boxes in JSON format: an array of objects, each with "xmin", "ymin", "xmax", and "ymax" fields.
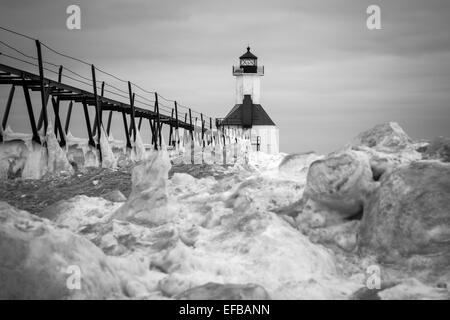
[{"xmin": 218, "ymin": 47, "xmax": 279, "ymax": 154}]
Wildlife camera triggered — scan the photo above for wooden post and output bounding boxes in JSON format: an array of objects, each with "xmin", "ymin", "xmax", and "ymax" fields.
[
  {"xmin": 92, "ymin": 116, "xmax": 98, "ymax": 136},
  {"xmin": 154, "ymin": 93, "xmax": 161, "ymax": 149},
  {"xmin": 106, "ymin": 111, "xmax": 113, "ymax": 135},
  {"xmin": 121, "ymin": 109, "xmax": 132, "ymax": 149},
  {"xmin": 209, "ymin": 117, "xmax": 213, "ymax": 144},
  {"xmin": 95, "ymin": 82, "xmax": 106, "ymax": 136},
  {"xmin": 58, "ymin": 66, "xmax": 63, "ymax": 83},
  {"xmin": 201, "ymin": 113, "xmax": 205, "ymax": 147},
  {"xmin": 174, "ymin": 101, "xmax": 179, "ymax": 148},
  {"xmin": 189, "ymin": 108, "xmax": 193, "ymax": 163},
  {"xmin": 37, "ymin": 88, "xmax": 50, "ymax": 131},
  {"xmin": 35, "ymin": 40, "xmax": 48, "ymax": 134},
  {"xmin": 138, "ymin": 117, "xmax": 143, "ymax": 130},
  {"xmin": 169, "ymin": 109, "xmax": 174, "ymax": 146},
  {"xmin": 189, "ymin": 109, "xmax": 193, "ymax": 140},
  {"xmin": 127, "ymin": 93, "xmax": 137, "ymax": 138},
  {"xmin": 222, "ymin": 128, "xmax": 226, "ymax": 165},
  {"xmin": 91, "ymin": 65, "xmax": 102, "ymax": 162},
  {"xmin": 174, "ymin": 101, "xmax": 179, "ymax": 129},
  {"xmin": 64, "ymin": 101, "xmax": 73, "ymax": 134},
  {"xmin": 149, "ymin": 119, "xmax": 156, "ymax": 150},
  {"xmin": 201, "ymin": 114, "xmax": 205, "ymax": 164},
  {"xmin": 82, "ymin": 99, "xmax": 95, "ymax": 147},
  {"xmin": 128, "ymin": 81, "xmax": 136, "ymax": 142},
  {"xmin": 51, "ymin": 97, "xmax": 66, "ymax": 147},
  {"xmin": 23, "ymin": 84, "xmax": 40, "ymax": 144},
  {"xmin": 2, "ymin": 85, "xmax": 15, "ymax": 130}
]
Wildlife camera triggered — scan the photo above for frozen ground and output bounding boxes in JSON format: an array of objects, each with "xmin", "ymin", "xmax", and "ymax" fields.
[{"xmin": 0, "ymin": 122, "xmax": 449, "ymax": 300}]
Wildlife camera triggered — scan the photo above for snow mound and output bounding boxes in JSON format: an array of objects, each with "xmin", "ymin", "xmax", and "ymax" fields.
[{"xmin": 0, "ymin": 201, "xmax": 124, "ymax": 299}]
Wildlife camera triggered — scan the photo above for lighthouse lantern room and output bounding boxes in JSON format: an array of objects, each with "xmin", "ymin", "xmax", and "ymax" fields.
[{"xmin": 218, "ymin": 47, "xmax": 279, "ymax": 154}]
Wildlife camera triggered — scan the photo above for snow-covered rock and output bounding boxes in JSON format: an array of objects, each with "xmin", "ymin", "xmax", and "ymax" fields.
[
  {"xmin": 0, "ymin": 202, "xmax": 124, "ymax": 299},
  {"xmin": 113, "ymin": 150, "xmax": 174, "ymax": 226},
  {"xmin": 350, "ymin": 122, "xmax": 414, "ymax": 152},
  {"xmin": 303, "ymin": 150, "xmax": 377, "ymax": 220},
  {"xmin": 150, "ymin": 210, "xmax": 359, "ymax": 299},
  {"xmin": 226, "ymin": 176, "xmax": 304, "ymax": 213},
  {"xmin": 278, "ymin": 152, "xmax": 323, "ymax": 180},
  {"xmin": 102, "ymin": 190, "xmax": 127, "ymax": 202},
  {"xmin": 39, "ymin": 195, "xmax": 121, "ymax": 230},
  {"xmin": 377, "ymin": 278, "xmax": 450, "ymax": 300},
  {"xmin": 0, "ymin": 139, "xmax": 29, "ymax": 179},
  {"xmin": 359, "ymin": 161, "xmax": 450, "ymax": 281},
  {"xmin": 421, "ymin": 136, "xmax": 450, "ymax": 162},
  {"xmin": 348, "ymin": 122, "xmax": 422, "ymax": 179},
  {"xmin": 175, "ymin": 282, "xmax": 270, "ymax": 300},
  {"xmin": 303, "ymin": 220, "xmax": 359, "ymax": 253}
]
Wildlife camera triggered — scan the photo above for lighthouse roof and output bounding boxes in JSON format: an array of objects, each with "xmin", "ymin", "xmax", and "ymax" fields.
[
  {"xmin": 239, "ymin": 46, "xmax": 258, "ymax": 59},
  {"xmin": 222, "ymin": 103, "xmax": 276, "ymax": 126}
]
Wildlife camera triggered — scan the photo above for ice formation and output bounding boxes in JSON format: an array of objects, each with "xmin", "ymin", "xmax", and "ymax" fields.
[
  {"xmin": 131, "ymin": 127, "xmax": 146, "ymax": 162},
  {"xmin": 45, "ymin": 122, "xmax": 74, "ymax": 175},
  {"xmin": 113, "ymin": 149, "xmax": 174, "ymax": 226},
  {"xmin": 99, "ymin": 125, "xmax": 117, "ymax": 169},
  {"xmin": 1, "ymin": 121, "xmax": 449, "ymax": 300}
]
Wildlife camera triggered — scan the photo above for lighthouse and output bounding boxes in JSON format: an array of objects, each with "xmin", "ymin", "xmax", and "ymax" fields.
[{"xmin": 217, "ymin": 47, "xmax": 279, "ymax": 154}]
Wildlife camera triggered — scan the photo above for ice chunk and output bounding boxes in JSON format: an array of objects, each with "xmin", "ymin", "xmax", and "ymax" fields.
[
  {"xmin": 113, "ymin": 150, "xmax": 173, "ymax": 226},
  {"xmin": 0, "ymin": 139, "xmax": 29, "ymax": 179},
  {"xmin": 99, "ymin": 125, "xmax": 117, "ymax": 169},
  {"xmin": 45, "ymin": 121, "xmax": 74, "ymax": 175},
  {"xmin": 22, "ymin": 142, "xmax": 48, "ymax": 179},
  {"xmin": 132, "ymin": 127, "xmax": 146, "ymax": 162}
]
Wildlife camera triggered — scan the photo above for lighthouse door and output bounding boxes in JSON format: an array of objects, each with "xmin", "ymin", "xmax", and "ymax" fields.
[{"xmin": 251, "ymin": 135, "xmax": 261, "ymax": 151}]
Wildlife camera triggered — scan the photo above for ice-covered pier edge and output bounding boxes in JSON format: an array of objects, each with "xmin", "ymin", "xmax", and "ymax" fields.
[{"xmin": 0, "ymin": 125, "xmax": 252, "ymax": 179}]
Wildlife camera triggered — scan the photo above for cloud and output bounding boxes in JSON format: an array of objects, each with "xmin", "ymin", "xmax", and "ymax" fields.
[{"xmin": 0, "ymin": 0, "xmax": 449, "ymax": 153}]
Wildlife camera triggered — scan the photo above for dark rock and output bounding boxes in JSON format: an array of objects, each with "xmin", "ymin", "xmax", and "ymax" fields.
[{"xmin": 175, "ymin": 282, "xmax": 270, "ymax": 300}]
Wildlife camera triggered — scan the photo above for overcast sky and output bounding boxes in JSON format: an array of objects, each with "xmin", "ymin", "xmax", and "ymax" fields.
[{"xmin": 0, "ymin": 0, "xmax": 449, "ymax": 153}]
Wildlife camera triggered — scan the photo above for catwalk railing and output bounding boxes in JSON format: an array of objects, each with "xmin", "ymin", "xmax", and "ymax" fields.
[{"xmin": 0, "ymin": 26, "xmax": 246, "ymax": 164}]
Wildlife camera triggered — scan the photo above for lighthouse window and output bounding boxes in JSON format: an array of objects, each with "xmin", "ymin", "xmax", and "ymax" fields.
[{"xmin": 241, "ymin": 59, "xmax": 256, "ymax": 66}]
